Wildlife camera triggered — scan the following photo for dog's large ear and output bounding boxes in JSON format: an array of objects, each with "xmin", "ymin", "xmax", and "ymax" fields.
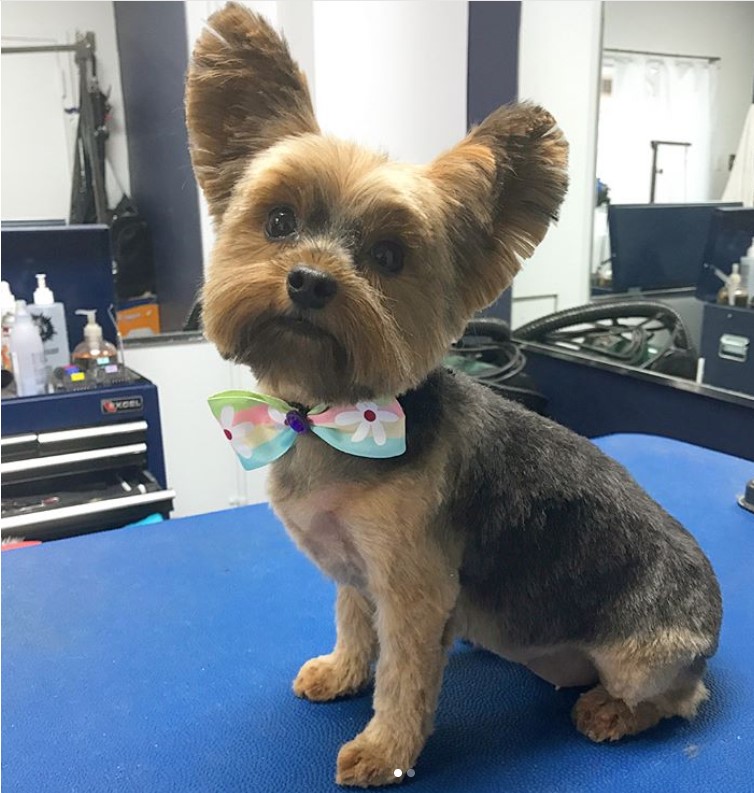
[
  {"xmin": 186, "ymin": 2, "xmax": 319, "ymax": 224},
  {"xmin": 428, "ymin": 103, "xmax": 568, "ymax": 313}
]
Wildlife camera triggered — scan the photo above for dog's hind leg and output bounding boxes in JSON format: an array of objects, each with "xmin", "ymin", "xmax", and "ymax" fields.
[{"xmin": 572, "ymin": 635, "xmax": 711, "ymax": 742}]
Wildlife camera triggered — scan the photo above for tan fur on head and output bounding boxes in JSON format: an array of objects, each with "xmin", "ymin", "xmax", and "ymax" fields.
[
  {"xmin": 186, "ymin": 2, "xmax": 318, "ymax": 223},
  {"xmin": 429, "ymin": 103, "xmax": 569, "ymax": 313},
  {"xmin": 187, "ymin": 2, "xmax": 568, "ymax": 406}
]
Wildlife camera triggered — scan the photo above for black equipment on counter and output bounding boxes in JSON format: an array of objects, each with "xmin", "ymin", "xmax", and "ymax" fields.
[
  {"xmin": 447, "ymin": 318, "xmax": 547, "ymax": 414},
  {"xmin": 514, "ymin": 300, "xmax": 698, "ymax": 380}
]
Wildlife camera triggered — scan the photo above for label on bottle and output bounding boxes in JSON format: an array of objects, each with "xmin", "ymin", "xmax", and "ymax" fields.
[{"xmin": 29, "ymin": 305, "xmax": 70, "ymax": 370}]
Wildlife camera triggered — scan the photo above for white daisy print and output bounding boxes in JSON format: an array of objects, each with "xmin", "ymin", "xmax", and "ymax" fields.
[
  {"xmin": 334, "ymin": 401, "xmax": 400, "ymax": 446},
  {"xmin": 267, "ymin": 407, "xmax": 287, "ymax": 426},
  {"xmin": 219, "ymin": 405, "xmax": 255, "ymax": 459}
]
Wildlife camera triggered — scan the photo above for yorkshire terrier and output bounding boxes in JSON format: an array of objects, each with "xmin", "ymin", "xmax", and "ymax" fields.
[{"xmin": 186, "ymin": 4, "xmax": 721, "ymax": 787}]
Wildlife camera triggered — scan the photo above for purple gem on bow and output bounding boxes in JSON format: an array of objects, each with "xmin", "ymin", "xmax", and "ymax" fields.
[{"xmin": 285, "ymin": 410, "xmax": 309, "ymax": 434}]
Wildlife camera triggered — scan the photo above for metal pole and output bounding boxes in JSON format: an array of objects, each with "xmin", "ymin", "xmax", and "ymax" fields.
[{"xmin": 1, "ymin": 43, "xmax": 78, "ymax": 55}]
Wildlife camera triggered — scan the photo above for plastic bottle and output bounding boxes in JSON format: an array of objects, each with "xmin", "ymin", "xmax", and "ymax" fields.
[
  {"xmin": 1, "ymin": 281, "xmax": 15, "ymax": 318},
  {"xmin": 717, "ymin": 264, "xmax": 749, "ymax": 308},
  {"xmin": 29, "ymin": 273, "xmax": 71, "ymax": 371},
  {"xmin": 741, "ymin": 237, "xmax": 754, "ymax": 302},
  {"xmin": 730, "ymin": 263, "xmax": 748, "ymax": 307},
  {"xmin": 728, "ymin": 264, "xmax": 741, "ymax": 306},
  {"xmin": 10, "ymin": 300, "xmax": 48, "ymax": 396},
  {"xmin": 1, "ymin": 281, "xmax": 16, "ymax": 374},
  {"xmin": 71, "ymin": 309, "xmax": 118, "ymax": 371}
]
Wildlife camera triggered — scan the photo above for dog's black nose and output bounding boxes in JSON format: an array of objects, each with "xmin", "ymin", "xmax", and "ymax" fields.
[{"xmin": 286, "ymin": 266, "xmax": 338, "ymax": 310}]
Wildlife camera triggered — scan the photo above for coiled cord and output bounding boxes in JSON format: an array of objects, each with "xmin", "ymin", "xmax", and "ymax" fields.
[{"xmin": 513, "ymin": 300, "xmax": 697, "ymax": 377}]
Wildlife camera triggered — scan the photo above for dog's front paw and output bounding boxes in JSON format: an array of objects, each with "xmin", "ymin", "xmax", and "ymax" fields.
[
  {"xmin": 336, "ymin": 733, "xmax": 405, "ymax": 788},
  {"xmin": 293, "ymin": 653, "xmax": 370, "ymax": 702}
]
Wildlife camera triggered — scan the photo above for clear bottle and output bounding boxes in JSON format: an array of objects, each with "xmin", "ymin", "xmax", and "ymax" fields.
[
  {"xmin": 717, "ymin": 263, "xmax": 749, "ymax": 307},
  {"xmin": 729, "ymin": 264, "xmax": 749, "ymax": 307},
  {"xmin": 71, "ymin": 309, "xmax": 118, "ymax": 371},
  {"xmin": 741, "ymin": 237, "xmax": 754, "ymax": 300},
  {"xmin": 1, "ymin": 281, "xmax": 16, "ymax": 374},
  {"xmin": 10, "ymin": 300, "xmax": 48, "ymax": 396}
]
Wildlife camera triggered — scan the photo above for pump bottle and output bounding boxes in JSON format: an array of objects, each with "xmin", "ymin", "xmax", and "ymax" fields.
[
  {"xmin": 72, "ymin": 310, "xmax": 118, "ymax": 371},
  {"xmin": 29, "ymin": 273, "xmax": 70, "ymax": 370}
]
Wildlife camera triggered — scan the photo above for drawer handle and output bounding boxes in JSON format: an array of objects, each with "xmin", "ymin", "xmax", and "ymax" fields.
[
  {"xmin": 0, "ymin": 443, "xmax": 147, "ymax": 475},
  {"xmin": 718, "ymin": 334, "xmax": 749, "ymax": 363},
  {"xmin": 0, "ymin": 489, "xmax": 176, "ymax": 531},
  {"xmin": 37, "ymin": 421, "xmax": 148, "ymax": 445},
  {"xmin": 0, "ymin": 433, "xmax": 37, "ymax": 448}
]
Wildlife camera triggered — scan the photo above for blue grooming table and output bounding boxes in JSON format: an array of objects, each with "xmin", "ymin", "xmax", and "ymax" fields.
[{"xmin": 3, "ymin": 435, "xmax": 753, "ymax": 792}]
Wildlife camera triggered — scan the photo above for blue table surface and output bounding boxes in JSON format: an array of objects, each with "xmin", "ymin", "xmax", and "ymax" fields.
[{"xmin": 3, "ymin": 434, "xmax": 753, "ymax": 793}]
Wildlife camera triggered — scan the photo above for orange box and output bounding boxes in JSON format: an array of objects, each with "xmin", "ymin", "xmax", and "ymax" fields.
[{"xmin": 117, "ymin": 302, "xmax": 161, "ymax": 338}]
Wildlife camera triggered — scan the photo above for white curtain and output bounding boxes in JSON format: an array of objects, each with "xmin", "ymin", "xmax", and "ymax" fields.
[{"xmin": 597, "ymin": 54, "xmax": 718, "ymax": 204}]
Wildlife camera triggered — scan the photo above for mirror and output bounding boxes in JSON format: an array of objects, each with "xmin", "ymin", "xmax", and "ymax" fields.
[
  {"xmin": 515, "ymin": 1, "xmax": 754, "ymax": 400},
  {"xmin": 592, "ymin": 1, "xmax": 754, "ymax": 295},
  {"xmin": 1, "ymin": 1, "xmax": 203, "ymax": 336}
]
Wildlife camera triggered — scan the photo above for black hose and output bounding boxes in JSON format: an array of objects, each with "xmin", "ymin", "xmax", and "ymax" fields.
[
  {"xmin": 464, "ymin": 317, "xmax": 512, "ymax": 343},
  {"xmin": 513, "ymin": 300, "xmax": 692, "ymax": 350}
]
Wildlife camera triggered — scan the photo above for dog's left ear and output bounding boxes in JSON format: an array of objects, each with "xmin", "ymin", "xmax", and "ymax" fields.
[
  {"xmin": 186, "ymin": 2, "xmax": 319, "ymax": 224},
  {"xmin": 428, "ymin": 102, "xmax": 568, "ymax": 313}
]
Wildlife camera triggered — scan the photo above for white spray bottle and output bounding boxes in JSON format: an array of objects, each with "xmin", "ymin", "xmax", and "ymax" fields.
[{"xmin": 11, "ymin": 300, "xmax": 48, "ymax": 396}]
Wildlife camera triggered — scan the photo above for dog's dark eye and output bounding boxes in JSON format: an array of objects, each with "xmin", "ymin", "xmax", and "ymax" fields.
[
  {"xmin": 370, "ymin": 240, "xmax": 404, "ymax": 274},
  {"xmin": 266, "ymin": 206, "xmax": 298, "ymax": 239}
]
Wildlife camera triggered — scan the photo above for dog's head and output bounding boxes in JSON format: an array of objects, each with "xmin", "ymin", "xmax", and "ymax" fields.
[{"xmin": 187, "ymin": 2, "xmax": 568, "ymax": 405}]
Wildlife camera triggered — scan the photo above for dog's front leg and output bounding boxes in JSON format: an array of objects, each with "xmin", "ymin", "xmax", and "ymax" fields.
[
  {"xmin": 294, "ymin": 584, "xmax": 376, "ymax": 701},
  {"xmin": 336, "ymin": 548, "xmax": 459, "ymax": 787}
]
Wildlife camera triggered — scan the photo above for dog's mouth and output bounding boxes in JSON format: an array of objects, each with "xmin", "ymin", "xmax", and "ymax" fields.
[
  {"xmin": 230, "ymin": 312, "xmax": 346, "ymax": 370},
  {"xmin": 261, "ymin": 314, "xmax": 334, "ymax": 340}
]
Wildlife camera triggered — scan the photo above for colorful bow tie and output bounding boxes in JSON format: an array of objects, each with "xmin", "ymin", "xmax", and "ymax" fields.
[{"xmin": 208, "ymin": 391, "xmax": 406, "ymax": 470}]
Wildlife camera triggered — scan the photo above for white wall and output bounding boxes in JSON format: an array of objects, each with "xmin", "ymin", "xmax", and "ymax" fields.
[
  {"xmin": 124, "ymin": 340, "xmax": 268, "ymax": 518},
  {"xmin": 313, "ymin": 1, "xmax": 468, "ymax": 163},
  {"xmin": 1, "ymin": 49, "xmax": 71, "ymax": 220},
  {"xmin": 184, "ymin": 0, "xmax": 469, "ymax": 268},
  {"xmin": 603, "ymin": 1, "xmax": 754, "ymax": 200},
  {"xmin": 513, "ymin": 0, "xmax": 602, "ymax": 328},
  {"xmin": 1, "ymin": 1, "xmax": 131, "ymax": 219}
]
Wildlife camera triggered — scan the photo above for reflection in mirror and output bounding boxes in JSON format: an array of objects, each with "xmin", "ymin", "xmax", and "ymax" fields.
[
  {"xmin": 583, "ymin": 2, "xmax": 754, "ymax": 398},
  {"xmin": 1, "ymin": 1, "xmax": 202, "ymax": 336},
  {"xmin": 598, "ymin": 52, "xmax": 718, "ymax": 204},
  {"xmin": 515, "ymin": 2, "xmax": 754, "ymax": 401},
  {"xmin": 593, "ymin": 2, "xmax": 754, "ymax": 291}
]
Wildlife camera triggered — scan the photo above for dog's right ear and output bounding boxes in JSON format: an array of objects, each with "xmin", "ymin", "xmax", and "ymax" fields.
[
  {"xmin": 427, "ymin": 103, "xmax": 568, "ymax": 315},
  {"xmin": 186, "ymin": 2, "xmax": 319, "ymax": 224}
]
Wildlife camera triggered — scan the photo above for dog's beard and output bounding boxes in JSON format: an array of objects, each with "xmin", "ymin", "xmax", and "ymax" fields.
[
  {"xmin": 228, "ymin": 307, "xmax": 412, "ymax": 405},
  {"xmin": 204, "ymin": 259, "xmax": 416, "ymax": 404},
  {"xmin": 233, "ymin": 313, "xmax": 352, "ymax": 404}
]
